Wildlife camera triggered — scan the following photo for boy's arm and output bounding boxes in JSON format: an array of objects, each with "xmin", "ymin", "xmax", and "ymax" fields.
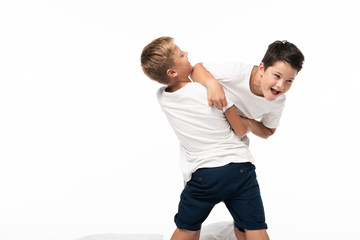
[
  {"xmin": 242, "ymin": 118, "xmax": 276, "ymax": 139},
  {"xmin": 192, "ymin": 63, "xmax": 227, "ymax": 109},
  {"xmin": 224, "ymin": 106, "xmax": 250, "ymax": 137},
  {"xmin": 193, "ymin": 63, "xmax": 277, "ymax": 139}
]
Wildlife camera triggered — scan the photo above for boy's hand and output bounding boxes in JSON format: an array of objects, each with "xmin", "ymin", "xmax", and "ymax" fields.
[{"xmin": 207, "ymin": 80, "xmax": 227, "ymax": 109}]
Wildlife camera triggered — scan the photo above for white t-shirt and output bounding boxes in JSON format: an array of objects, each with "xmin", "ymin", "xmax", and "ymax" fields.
[
  {"xmin": 157, "ymin": 82, "xmax": 254, "ymax": 182},
  {"xmin": 203, "ymin": 62, "xmax": 286, "ymax": 129}
]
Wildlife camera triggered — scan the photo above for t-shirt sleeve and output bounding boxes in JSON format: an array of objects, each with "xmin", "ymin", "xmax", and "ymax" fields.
[
  {"xmin": 203, "ymin": 61, "xmax": 250, "ymax": 88},
  {"xmin": 202, "ymin": 62, "xmax": 234, "ymax": 82},
  {"xmin": 202, "ymin": 62, "xmax": 236, "ymax": 112},
  {"xmin": 221, "ymin": 94, "xmax": 234, "ymax": 113},
  {"xmin": 261, "ymin": 103, "xmax": 285, "ymax": 129}
]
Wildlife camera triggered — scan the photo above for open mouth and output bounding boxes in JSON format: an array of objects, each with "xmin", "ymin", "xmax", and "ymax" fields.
[{"xmin": 271, "ymin": 88, "xmax": 281, "ymax": 96}]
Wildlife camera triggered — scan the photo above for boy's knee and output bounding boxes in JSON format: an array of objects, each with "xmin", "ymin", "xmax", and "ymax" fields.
[{"xmin": 234, "ymin": 226, "xmax": 247, "ymax": 240}]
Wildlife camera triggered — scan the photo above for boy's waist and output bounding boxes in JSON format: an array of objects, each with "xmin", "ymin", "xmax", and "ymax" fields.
[
  {"xmin": 180, "ymin": 144, "xmax": 253, "ymax": 162},
  {"xmin": 179, "ymin": 146, "xmax": 255, "ymax": 182},
  {"xmin": 195, "ymin": 162, "xmax": 254, "ymax": 173}
]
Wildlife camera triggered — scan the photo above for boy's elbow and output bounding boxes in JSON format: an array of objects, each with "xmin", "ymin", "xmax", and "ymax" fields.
[
  {"xmin": 261, "ymin": 128, "xmax": 276, "ymax": 139},
  {"xmin": 262, "ymin": 135, "xmax": 270, "ymax": 139},
  {"xmin": 193, "ymin": 63, "xmax": 206, "ymax": 73},
  {"xmin": 194, "ymin": 62, "xmax": 204, "ymax": 69},
  {"xmin": 267, "ymin": 128, "xmax": 276, "ymax": 138}
]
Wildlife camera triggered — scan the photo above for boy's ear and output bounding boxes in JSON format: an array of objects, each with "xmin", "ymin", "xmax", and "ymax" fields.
[
  {"xmin": 259, "ymin": 62, "xmax": 265, "ymax": 71},
  {"xmin": 167, "ymin": 68, "xmax": 178, "ymax": 78},
  {"xmin": 258, "ymin": 62, "xmax": 265, "ymax": 75}
]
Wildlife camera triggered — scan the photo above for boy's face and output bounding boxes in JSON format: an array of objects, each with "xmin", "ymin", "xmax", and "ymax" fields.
[
  {"xmin": 259, "ymin": 61, "xmax": 298, "ymax": 101},
  {"xmin": 170, "ymin": 45, "xmax": 193, "ymax": 78}
]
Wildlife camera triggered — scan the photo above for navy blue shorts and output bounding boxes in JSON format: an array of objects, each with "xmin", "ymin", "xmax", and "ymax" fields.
[{"xmin": 174, "ymin": 162, "xmax": 267, "ymax": 232}]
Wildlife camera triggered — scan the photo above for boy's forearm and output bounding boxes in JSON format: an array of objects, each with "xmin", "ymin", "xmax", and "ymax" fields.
[
  {"xmin": 192, "ymin": 63, "xmax": 227, "ymax": 109},
  {"xmin": 224, "ymin": 106, "xmax": 250, "ymax": 137},
  {"xmin": 245, "ymin": 118, "xmax": 276, "ymax": 139},
  {"xmin": 225, "ymin": 108, "xmax": 275, "ymax": 138},
  {"xmin": 192, "ymin": 63, "xmax": 218, "ymax": 86}
]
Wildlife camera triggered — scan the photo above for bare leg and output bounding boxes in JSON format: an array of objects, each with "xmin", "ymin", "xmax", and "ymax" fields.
[
  {"xmin": 234, "ymin": 226, "xmax": 247, "ymax": 240},
  {"xmin": 170, "ymin": 228, "xmax": 201, "ymax": 240},
  {"xmin": 244, "ymin": 229, "xmax": 269, "ymax": 240}
]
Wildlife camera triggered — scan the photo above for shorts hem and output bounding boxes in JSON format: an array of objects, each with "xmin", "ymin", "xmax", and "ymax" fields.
[
  {"xmin": 175, "ymin": 224, "xmax": 201, "ymax": 231},
  {"xmin": 175, "ymin": 217, "xmax": 201, "ymax": 231},
  {"xmin": 235, "ymin": 223, "xmax": 268, "ymax": 232}
]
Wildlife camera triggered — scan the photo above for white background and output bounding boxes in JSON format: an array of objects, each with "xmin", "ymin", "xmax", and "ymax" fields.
[{"xmin": 1, "ymin": 0, "xmax": 359, "ymax": 239}]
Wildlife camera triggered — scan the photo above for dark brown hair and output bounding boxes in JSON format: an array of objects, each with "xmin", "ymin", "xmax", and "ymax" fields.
[{"xmin": 262, "ymin": 40, "xmax": 304, "ymax": 72}]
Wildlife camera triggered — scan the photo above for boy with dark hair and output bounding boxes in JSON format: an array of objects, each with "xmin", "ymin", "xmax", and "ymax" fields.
[{"xmin": 192, "ymin": 40, "xmax": 304, "ymax": 140}]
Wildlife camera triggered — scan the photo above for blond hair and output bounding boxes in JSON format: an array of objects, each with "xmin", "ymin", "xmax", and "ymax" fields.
[{"xmin": 140, "ymin": 37, "xmax": 175, "ymax": 84}]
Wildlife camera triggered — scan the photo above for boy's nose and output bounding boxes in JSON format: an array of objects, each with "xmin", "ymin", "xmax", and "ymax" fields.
[{"xmin": 276, "ymin": 79, "xmax": 286, "ymax": 90}]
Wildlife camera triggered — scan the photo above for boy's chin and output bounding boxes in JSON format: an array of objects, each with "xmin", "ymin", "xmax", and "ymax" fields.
[{"xmin": 265, "ymin": 93, "xmax": 279, "ymax": 101}]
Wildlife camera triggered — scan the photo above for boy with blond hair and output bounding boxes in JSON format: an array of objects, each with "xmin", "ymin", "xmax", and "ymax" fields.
[{"xmin": 141, "ymin": 36, "xmax": 270, "ymax": 240}]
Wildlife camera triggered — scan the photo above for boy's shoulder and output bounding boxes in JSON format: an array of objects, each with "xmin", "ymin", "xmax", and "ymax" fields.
[
  {"xmin": 157, "ymin": 82, "xmax": 204, "ymax": 94},
  {"xmin": 157, "ymin": 82, "xmax": 206, "ymax": 103},
  {"xmin": 203, "ymin": 61, "xmax": 253, "ymax": 79},
  {"xmin": 203, "ymin": 61, "xmax": 251, "ymax": 68}
]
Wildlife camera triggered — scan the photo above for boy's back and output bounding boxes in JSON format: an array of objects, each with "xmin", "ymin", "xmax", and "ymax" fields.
[{"xmin": 157, "ymin": 82, "xmax": 254, "ymax": 182}]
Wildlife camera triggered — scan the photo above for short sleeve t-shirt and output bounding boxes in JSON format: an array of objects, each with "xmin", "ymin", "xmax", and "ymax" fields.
[
  {"xmin": 203, "ymin": 62, "xmax": 286, "ymax": 129},
  {"xmin": 157, "ymin": 82, "xmax": 254, "ymax": 182}
]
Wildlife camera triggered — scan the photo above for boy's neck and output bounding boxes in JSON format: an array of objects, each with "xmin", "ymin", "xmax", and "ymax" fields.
[
  {"xmin": 165, "ymin": 77, "xmax": 191, "ymax": 92},
  {"xmin": 249, "ymin": 66, "xmax": 264, "ymax": 97}
]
